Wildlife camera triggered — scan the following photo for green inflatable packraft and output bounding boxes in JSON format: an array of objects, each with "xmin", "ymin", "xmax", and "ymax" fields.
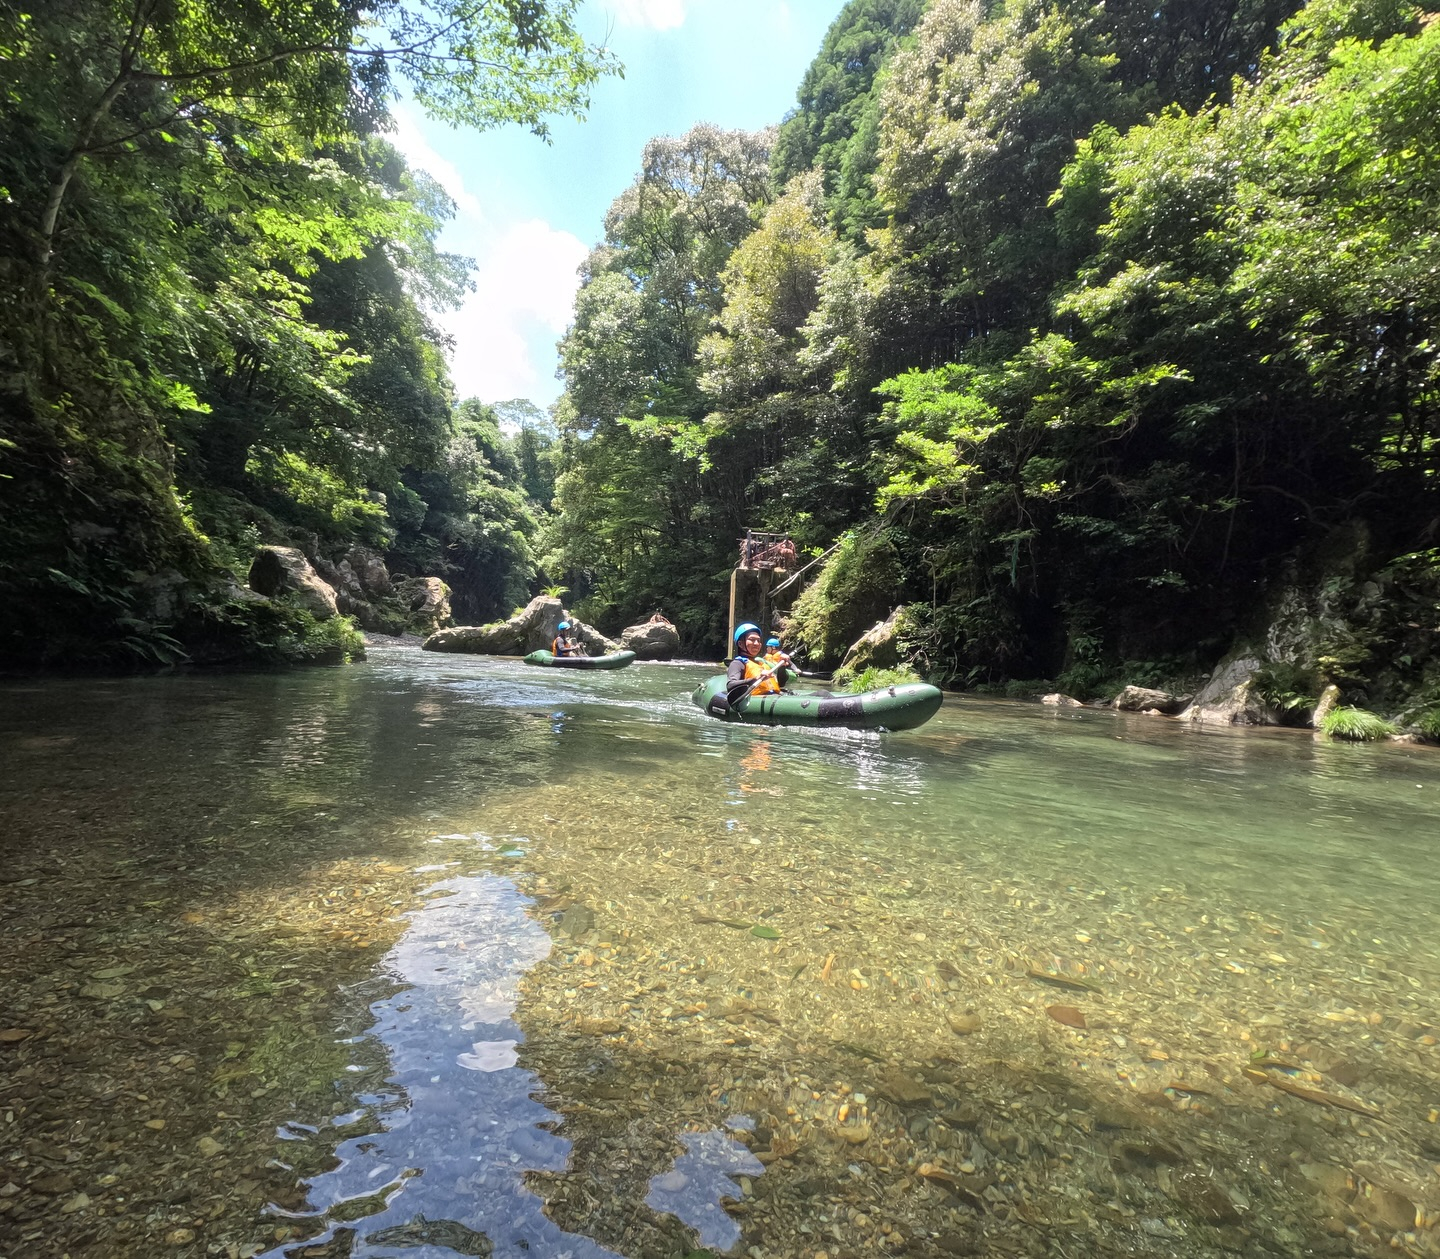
[
  {"xmin": 523, "ymin": 649, "xmax": 636, "ymax": 670},
  {"xmin": 691, "ymin": 676, "xmax": 942, "ymax": 731}
]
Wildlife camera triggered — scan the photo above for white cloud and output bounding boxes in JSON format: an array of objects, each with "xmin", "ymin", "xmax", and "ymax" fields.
[
  {"xmin": 612, "ymin": 0, "xmax": 686, "ymax": 30},
  {"xmin": 439, "ymin": 220, "xmax": 588, "ymax": 403},
  {"xmin": 386, "ymin": 106, "xmax": 484, "ymax": 222}
]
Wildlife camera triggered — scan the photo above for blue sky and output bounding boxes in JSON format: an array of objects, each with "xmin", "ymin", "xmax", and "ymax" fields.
[{"xmin": 391, "ymin": 0, "xmax": 846, "ymax": 407}]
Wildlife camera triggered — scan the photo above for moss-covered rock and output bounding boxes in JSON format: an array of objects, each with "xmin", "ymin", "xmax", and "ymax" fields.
[{"xmin": 784, "ymin": 531, "xmax": 906, "ymax": 667}]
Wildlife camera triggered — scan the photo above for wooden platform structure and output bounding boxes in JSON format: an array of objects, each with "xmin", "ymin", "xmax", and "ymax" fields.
[{"xmin": 727, "ymin": 530, "xmax": 799, "ymax": 650}]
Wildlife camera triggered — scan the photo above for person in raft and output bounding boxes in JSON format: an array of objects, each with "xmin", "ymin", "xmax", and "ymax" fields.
[
  {"xmin": 763, "ymin": 636, "xmax": 785, "ymax": 666},
  {"xmin": 552, "ymin": 620, "xmax": 586, "ymax": 657},
  {"xmin": 727, "ymin": 623, "xmax": 793, "ymax": 703}
]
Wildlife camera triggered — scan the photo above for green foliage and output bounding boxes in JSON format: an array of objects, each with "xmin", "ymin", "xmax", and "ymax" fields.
[
  {"xmin": 1320, "ymin": 706, "xmax": 1397, "ymax": 742},
  {"xmin": 546, "ymin": 125, "xmax": 778, "ymax": 651},
  {"xmin": 836, "ymin": 663, "xmax": 921, "ymax": 693},
  {"xmin": 785, "ymin": 531, "xmax": 906, "ymax": 665},
  {"xmin": 771, "ymin": 0, "xmax": 926, "ymax": 242},
  {"xmin": 1415, "ymin": 708, "xmax": 1440, "ymax": 741},
  {"xmin": 1252, "ymin": 662, "xmax": 1321, "ymax": 715},
  {"xmin": 189, "ymin": 597, "xmax": 364, "ymax": 667},
  {"xmin": 0, "ymin": 0, "xmax": 604, "ymax": 667}
]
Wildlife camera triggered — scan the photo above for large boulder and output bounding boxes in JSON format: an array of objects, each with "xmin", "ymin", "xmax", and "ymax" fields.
[
  {"xmin": 309, "ymin": 545, "xmax": 399, "ymax": 631},
  {"xmin": 1178, "ymin": 654, "xmax": 1276, "ymax": 725},
  {"xmin": 571, "ymin": 617, "xmax": 621, "ymax": 656},
  {"xmin": 342, "ymin": 545, "xmax": 392, "ymax": 600},
  {"xmin": 248, "ymin": 546, "xmax": 338, "ymax": 620},
  {"xmin": 620, "ymin": 613, "xmax": 680, "ymax": 660},
  {"xmin": 837, "ymin": 606, "xmax": 907, "ymax": 679},
  {"xmin": 1111, "ymin": 685, "xmax": 1189, "ymax": 714},
  {"xmin": 394, "ymin": 577, "xmax": 451, "ymax": 636},
  {"xmin": 424, "ymin": 595, "xmax": 565, "ymax": 655},
  {"xmin": 424, "ymin": 596, "xmax": 622, "ymax": 656}
]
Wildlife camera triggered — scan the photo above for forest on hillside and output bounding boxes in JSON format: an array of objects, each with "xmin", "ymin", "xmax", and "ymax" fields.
[
  {"xmin": 544, "ymin": 0, "xmax": 1440, "ymax": 718},
  {"xmin": 0, "ymin": 0, "xmax": 604, "ymax": 667},
  {"xmin": 3, "ymin": 0, "xmax": 1439, "ymax": 721}
]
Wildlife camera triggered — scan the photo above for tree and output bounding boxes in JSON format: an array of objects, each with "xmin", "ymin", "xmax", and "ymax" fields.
[
  {"xmin": 770, "ymin": 0, "xmax": 926, "ymax": 242},
  {"xmin": 7, "ymin": 0, "xmax": 614, "ymax": 273},
  {"xmin": 0, "ymin": 0, "xmax": 615, "ymax": 665}
]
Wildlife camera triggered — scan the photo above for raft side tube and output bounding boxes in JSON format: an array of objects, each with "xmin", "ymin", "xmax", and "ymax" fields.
[
  {"xmin": 523, "ymin": 650, "xmax": 637, "ymax": 670},
  {"xmin": 690, "ymin": 676, "xmax": 942, "ymax": 732}
]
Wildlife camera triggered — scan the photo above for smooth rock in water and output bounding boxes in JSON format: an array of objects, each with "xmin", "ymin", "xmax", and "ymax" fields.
[
  {"xmin": 424, "ymin": 596, "xmax": 615, "ymax": 655},
  {"xmin": 1178, "ymin": 654, "xmax": 1276, "ymax": 725},
  {"xmin": 570, "ymin": 616, "xmax": 621, "ymax": 656},
  {"xmin": 27, "ymin": 1172, "xmax": 74, "ymax": 1196},
  {"xmin": 1176, "ymin": 1171, "xmax": 1241, "ymax": 1225},
  {"xmin": 620, "ymin": 614, "xmax": 680, "ymax": 660},
  {"xmin": 248, "ymin": 546, "xmax": 338, "ymax": 620},
  {"xmin": 946, "ymin": 1011, "xmax": 982, "ymax": 1036},
  {"xmin": 1356, "ymin": 1184, "xmax": 1415, "ymax": 1233},
  {"xmin": 559, "ymin": 904, "xmax": 595, "ymax": 938},
  {"xmin": 1111, "ymin": 685, "xmax": 1188, "ymax": 714},
  {"xmin": 60, "ymin": 1192, "xmax": 90, "ymax": 1214},
  {"xmin": 197, "ymin": 1135, "xmax": 225, "ymax": 1158},
  {"xmin": 166, "ymin": 1228, "xmax": 196, "ymax": 1245},
  {"xmin": 424, "ymin": 595, "xmax": 563, "ymax": 655},
  {"xmin": 1040, "ymin": 693, "xmax": 1083, "ymax": 707},
  {"xmin": 875, "ymin": 1069, "xmax": 931, "ymax": 1106},
  {"xmin": 0, "ymin": 1028, "xmax": 32, "ymax": 1042}
]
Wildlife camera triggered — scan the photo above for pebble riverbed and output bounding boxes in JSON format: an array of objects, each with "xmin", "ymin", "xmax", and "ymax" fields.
[{"xmin": 2, "ymin": 642, "xmax": 1438, "ymax": 1259}]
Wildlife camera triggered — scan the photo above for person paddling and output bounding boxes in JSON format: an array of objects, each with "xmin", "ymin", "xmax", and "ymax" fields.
[
  {"xmin": 726, "ymin": 623, "xmax": 793, "ymax": 704},
  {"xmin": 552, "ymin": 620, "xmax": 586, "ymax": 657}
]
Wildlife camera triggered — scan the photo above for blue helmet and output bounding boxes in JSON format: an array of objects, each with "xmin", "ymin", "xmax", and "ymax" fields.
[
  {"xmin": 557, "ymin": 621, "xmax": 570, "ymax": 630},
  {"xmin": 766, "ymin": 637, "xmax": 781, "ymax": 648},
  {"xmin": 733, "ymin": 621, "xmax": 761, "ymax": 645}
]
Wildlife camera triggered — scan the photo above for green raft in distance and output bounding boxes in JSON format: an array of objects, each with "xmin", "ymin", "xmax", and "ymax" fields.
[
  {"xmin": 691, "ymin": 676, "xmax": 942, "ymax": 731},
  {"xmin": 523, "ymin": 649, "xmax": 637, "ymax": 670}
]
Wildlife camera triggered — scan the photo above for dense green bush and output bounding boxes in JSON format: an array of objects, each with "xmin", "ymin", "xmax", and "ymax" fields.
[
  {"xmin": 1252, "ymin": 662, "xmax": 1321, "ymax": 721},
  {"xmin": 1414, "ymin": 708, "xmax": 1440, "ymax": 741},
  {"xmin": 837, "ymin": 664, "xmax": 921, "ymax": 694},
  {"xmin": 1320, "ymin": 706, "xmax": 1396, "ymax": 742},
  {"xmin": 785, "ymin": 531, "xmax": 906, "ymax": 665}
]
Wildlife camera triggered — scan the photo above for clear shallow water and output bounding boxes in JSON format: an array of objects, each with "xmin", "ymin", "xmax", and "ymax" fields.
[{"xmin": 2, "ymin": 641, "xmax": 1439, "ymax": 1259}]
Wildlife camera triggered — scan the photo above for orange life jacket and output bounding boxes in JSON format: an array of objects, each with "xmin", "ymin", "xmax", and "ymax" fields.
[{"xmin": 742, "ymin": 656, "xmax": 781, "ymax": 696}]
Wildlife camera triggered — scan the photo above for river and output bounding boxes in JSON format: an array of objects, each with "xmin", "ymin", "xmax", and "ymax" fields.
[{"xmin": 2, "ymin": 641, "xmax": 1438, "ymax": 1259}]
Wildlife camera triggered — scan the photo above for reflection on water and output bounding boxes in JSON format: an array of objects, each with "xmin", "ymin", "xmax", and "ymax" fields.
[
  {"xmin": 259, "ymin": 875, "xmax": 619, "ymax": 1259},
  {"xmin": 644, "ymin": 1127, "xmax": 764, "ymax": 1250},
  {"xmin": 1, "ymin": 641, "xmax": 1438, "ymax": 1259}
]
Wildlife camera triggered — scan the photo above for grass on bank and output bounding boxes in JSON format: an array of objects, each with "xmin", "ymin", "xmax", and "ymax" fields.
[{"xmin": 1320, "ymin": 706, "xmax": 1396, "ymax": 742}]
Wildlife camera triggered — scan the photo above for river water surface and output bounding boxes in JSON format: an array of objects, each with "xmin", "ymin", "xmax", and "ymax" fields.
[{"xmin": 2, "ymin": 642, "xmax": 1439, "ymax": 1259}]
